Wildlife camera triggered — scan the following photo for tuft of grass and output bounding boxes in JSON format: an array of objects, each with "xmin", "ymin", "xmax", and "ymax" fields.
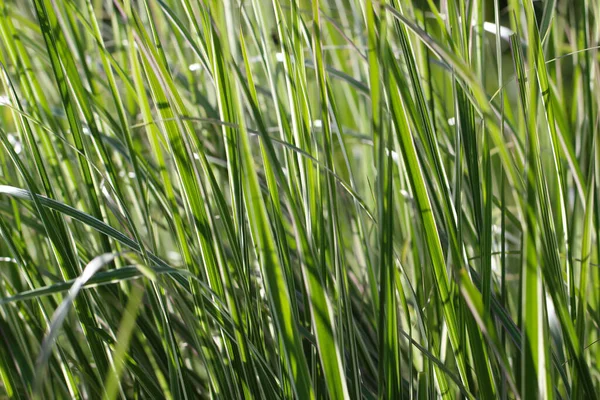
[{"xmin": 0, "ymin": 0, "xmax": 598, "ymax": 398}]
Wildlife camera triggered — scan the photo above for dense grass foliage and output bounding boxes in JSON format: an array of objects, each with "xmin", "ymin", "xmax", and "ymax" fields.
[{"xmin": 0, "ymin": 0, "xmax": 598, "ymax": 398}]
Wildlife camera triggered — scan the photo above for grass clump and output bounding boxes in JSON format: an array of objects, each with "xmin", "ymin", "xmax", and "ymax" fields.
[{"xmin": 0, "ymin": 0, "xmax": 598, "ymax": 398}]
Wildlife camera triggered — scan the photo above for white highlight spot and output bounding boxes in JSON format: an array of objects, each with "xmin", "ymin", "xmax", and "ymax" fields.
[{"xmin": 7, "ymin": 133, "xmax": 22, "ymax": 154}]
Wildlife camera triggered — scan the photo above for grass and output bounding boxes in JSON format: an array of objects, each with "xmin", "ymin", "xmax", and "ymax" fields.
[{"xmin": 0, "ymin": 0, "xmax": 598, "ymax": 398}]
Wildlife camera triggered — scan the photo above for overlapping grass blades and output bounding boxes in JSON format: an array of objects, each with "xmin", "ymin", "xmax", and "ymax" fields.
[{"xmin": 0, "ymin": 0, "xmax": 598, "ymax": 398}]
